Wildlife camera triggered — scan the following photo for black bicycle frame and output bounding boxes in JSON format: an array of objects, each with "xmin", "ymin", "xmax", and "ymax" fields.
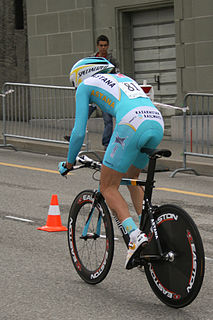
[
  {"xmin": 79, "ymin": 151, "xmax": 165, "ymax": 257},
  {"xmin": 118, "ymin": 153, "xmax": 164, "ymax": 257}
]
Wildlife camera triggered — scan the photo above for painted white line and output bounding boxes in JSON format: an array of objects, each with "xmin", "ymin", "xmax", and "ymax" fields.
[{"xmin": 5, "ymin": 216, "xmax": 34, "ymax": 223}]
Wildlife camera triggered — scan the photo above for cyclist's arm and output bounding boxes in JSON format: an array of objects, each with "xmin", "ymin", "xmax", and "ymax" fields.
[{"xmin": 67, "ymin": 84, "xmax": 89, "ymax": 165}]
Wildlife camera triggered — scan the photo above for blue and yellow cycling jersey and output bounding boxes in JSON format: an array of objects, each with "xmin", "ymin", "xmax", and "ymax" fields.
[{"xmin": 68, "ymin": 73, "xmax": 164, "ymax": 172}]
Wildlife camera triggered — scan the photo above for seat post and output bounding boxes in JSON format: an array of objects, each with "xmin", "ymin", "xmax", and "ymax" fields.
[{"xmin": 144, "ymin": 155, "xmax": 157, "ymax": 202}]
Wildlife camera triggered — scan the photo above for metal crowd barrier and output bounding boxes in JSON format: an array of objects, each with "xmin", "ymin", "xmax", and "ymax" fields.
[
  {"xmin": 0, "ymin": 82, "xmax": 89, "ymax": 151},
  {"xmin": 171, "ymin": 93, "xmax": 213, "ymax": 177}
]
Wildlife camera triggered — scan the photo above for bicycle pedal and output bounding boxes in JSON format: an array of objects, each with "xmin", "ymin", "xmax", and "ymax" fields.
[
  {"xmin": 131, "ymin": 258, "xmax": 140, "ymax": 269},
  {"xmin": 137, "ymin": 265, "xmax": 145, "ymax": 272}
]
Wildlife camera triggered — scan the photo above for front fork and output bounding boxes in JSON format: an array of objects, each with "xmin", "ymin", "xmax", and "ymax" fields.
[
  {"xmin": 81, "ymin": 190, "xmax": 102, "ymax": 238},
  {"xmin": 85, "ymin": 190, "xmax": 130, "ymax": 247}
]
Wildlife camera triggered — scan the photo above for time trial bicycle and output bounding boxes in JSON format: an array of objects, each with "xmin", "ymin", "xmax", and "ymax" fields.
[{"xmin": 67, "ymin": 148, "xmax": 205, "ymax": 308}]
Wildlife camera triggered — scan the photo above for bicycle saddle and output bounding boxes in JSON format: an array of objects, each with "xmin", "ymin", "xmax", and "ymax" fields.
[{"xmin": 140, "ymin": 148, "xmax": 172, "ymax": 158}]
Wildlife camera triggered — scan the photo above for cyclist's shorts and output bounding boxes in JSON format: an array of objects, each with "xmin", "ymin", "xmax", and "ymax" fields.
[{"xmin": 103, "ymin": 107, "xmax": 164, "ymax": 173}]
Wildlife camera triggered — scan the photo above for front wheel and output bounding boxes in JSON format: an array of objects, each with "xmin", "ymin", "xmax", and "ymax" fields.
[
  {"xmin": 143, "ymin": 204, "xmax": 205, "ymax": 308},
  {"xmin": 68, "ymin": 190, "xmax": 114, "ymax": 284}
]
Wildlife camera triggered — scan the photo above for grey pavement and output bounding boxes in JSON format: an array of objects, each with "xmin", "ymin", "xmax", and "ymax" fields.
[{"xmin": 0, "ymin": 120, "xmax": 213, "ymax": 177}]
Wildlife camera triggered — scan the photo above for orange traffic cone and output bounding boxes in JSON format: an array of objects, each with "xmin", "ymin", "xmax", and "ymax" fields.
[{"xmin": 37, "ymin": 194, "xmax": 67, "ymax": 232}]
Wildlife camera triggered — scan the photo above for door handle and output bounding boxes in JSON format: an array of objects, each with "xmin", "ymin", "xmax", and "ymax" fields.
[{"xmin": 154, "ymin": 75, "xmax": 160, "ymax": 90}]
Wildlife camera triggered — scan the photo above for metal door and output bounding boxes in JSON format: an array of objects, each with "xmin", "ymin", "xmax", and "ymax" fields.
[{"xmin": 133, "ymin": 6, "xmax": 176, "ymax": 104}]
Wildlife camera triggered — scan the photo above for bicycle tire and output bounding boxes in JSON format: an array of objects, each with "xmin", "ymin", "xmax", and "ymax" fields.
[
  {"xmin": 143, "ymin": 204, "xmax": 205, "ymax": 308},
  {"xmin": 68, "ymin": 190, "xmax": 114, "ymax": 284}
]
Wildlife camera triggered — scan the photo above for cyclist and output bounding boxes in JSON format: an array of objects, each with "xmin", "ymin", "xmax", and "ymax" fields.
[{"xmin": 58, "ymin": 57, "xmax": 164, "ymax": 269}]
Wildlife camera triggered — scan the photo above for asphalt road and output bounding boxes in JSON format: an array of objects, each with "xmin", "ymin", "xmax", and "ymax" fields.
[{"xmin": 0, "ymin": 148, "xmax": 212, "ymax": 320}]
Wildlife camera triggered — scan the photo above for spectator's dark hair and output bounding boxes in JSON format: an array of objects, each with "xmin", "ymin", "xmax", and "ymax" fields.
[{"xmin": 96, "ymin": 35, "xmax": 109, "ymax": 45}]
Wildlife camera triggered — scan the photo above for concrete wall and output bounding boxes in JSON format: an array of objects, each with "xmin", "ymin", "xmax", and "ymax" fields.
[
  {"xmin": 26, "ymin": 0, "xmax": 213, "ymax": 105},
  {"xmin": 175, "ymin": 0, "xmax": 213, "ymax": 104},
  {"xmin": 26, "ymin": 0, "xmax": 95, "ymax": 86},
  {"xmin": 26, "ymin": 0, "xmax": 175, "ymax": 86},
  {"xmin": 1, "ymin": 0, "xmax": 213, "ymax": 116}
]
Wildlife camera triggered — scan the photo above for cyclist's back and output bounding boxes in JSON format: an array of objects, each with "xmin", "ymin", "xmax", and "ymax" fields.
[
  {"xmin": 59, "ymin": 57, "xmax": 164, "ymax": 269},
  {"xmin": 68, "ymin": 71, "xmax": 164, "ymax": 170}
]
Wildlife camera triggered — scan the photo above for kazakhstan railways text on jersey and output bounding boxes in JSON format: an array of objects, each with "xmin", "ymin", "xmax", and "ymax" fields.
[
  {"xmin": 119, "ymin": 106, "xmax": 164, "ymax": 131},
  {"xmin": 67, "ymin": 73, "xmax": 164, "ymax": 164}
]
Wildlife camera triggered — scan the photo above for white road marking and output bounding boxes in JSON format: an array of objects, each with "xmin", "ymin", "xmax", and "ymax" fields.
[{"xmin": 5, "ymin": 215, "xmax": 34, "ymax": 223}]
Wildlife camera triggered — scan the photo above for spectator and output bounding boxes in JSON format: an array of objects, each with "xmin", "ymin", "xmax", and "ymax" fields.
[{"xmin": 89, "ymin": 35, "xmax": 120, "ymax": 150}]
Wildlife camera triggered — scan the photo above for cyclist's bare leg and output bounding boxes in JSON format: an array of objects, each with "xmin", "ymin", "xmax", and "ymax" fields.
[
  {"xmin": 124, "ymin": 165, "xmax": 144, "ymax": 216},
  {"xmin": 100, "ymin": 164, "xmax": 131, "ymax": 223}
]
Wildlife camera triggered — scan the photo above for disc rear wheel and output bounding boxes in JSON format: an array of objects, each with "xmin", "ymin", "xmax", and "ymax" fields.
[{"xmin": 143, "ymin": 204, "xmax": 205, "ymax": 308}]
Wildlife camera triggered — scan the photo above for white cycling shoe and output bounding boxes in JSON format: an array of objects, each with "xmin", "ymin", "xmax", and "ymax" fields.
[{"xmin": 125, "ymin": 229, "xmax": 148, "ymax": 270}]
